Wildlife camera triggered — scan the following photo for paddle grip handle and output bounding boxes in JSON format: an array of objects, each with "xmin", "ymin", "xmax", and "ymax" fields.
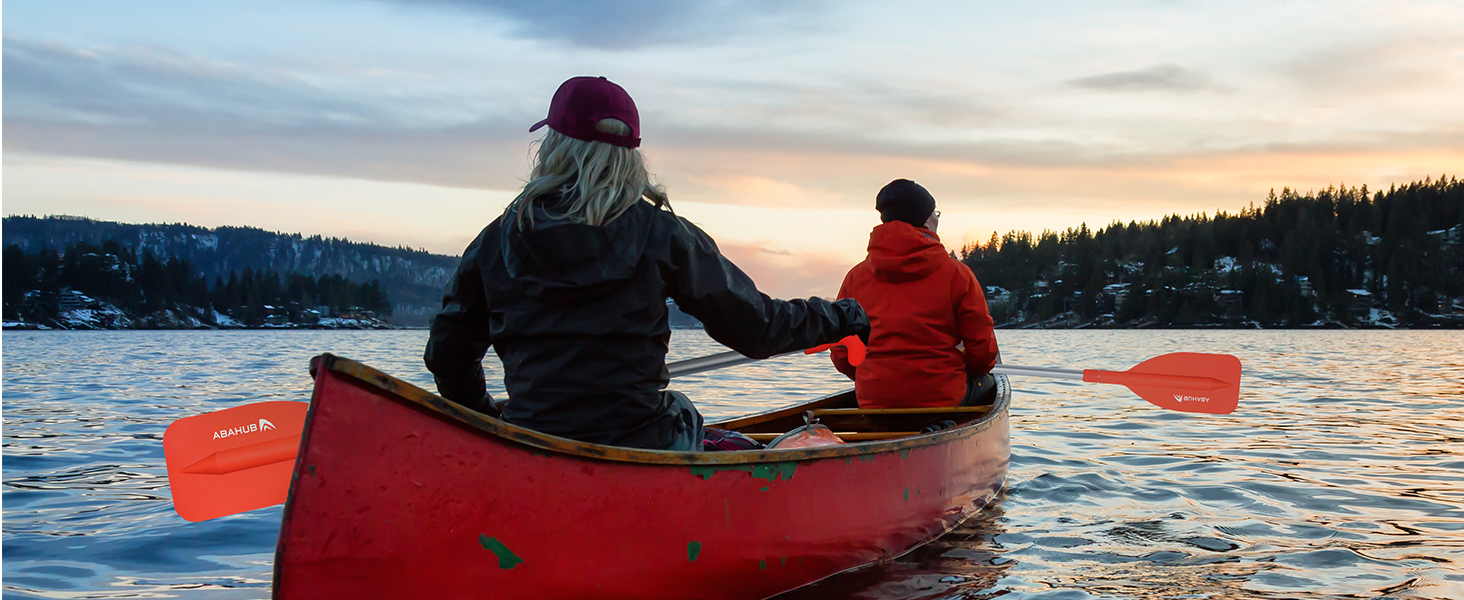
[
  {"xmin": 805, "ymin": 335, "xmax": 866, "ymax": 367},
  {"xmin": 1083, "ymin": 370, "xmax": 1220, "ymax": 391}
]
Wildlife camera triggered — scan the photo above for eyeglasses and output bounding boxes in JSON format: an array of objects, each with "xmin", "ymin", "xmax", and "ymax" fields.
[{"xmin": 932, "ymin": 210, "xmax": 941, "ymax": 219}]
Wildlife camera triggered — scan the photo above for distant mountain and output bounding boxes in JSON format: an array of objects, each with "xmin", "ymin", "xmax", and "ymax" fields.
[
  {"xmin": 3, "ymin": 216, "xmax": 455, "ymax": 325},
  {"xmin": 2, "ymin": 215, "xmax": 709, "ymax": 328}
]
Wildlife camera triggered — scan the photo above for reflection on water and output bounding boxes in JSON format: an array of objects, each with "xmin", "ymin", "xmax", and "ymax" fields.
[{"xmin": 4, "ymin": 330, "xmax": 1462, "ymax": 599}]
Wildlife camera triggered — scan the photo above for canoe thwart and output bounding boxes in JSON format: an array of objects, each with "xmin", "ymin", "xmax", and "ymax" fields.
[
  {"xmin": 811, "ymin": 406, "xmax": 993, "ymax": 417},
  {"xmin": 746, "ymin": 431, "xmax": 920, "ymax": 443}
]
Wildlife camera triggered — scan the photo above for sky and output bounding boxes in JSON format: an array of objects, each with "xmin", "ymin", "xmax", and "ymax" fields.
[{"xmin": 4, "ymin": 0, "xmax": 1463, "ymax": 298}]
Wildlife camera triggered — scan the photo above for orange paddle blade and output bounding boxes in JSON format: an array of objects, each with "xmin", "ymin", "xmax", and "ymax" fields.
[
  {"xmin": 164, "ymin": 401, "xmax": 308, "ymax": 522},
  {"xmin": 805, "ymin": 335, "xmax": 866, "ymax": 366},
  {"xmin": 1083, "ymin": 352, "xmax": 1241, "ymax": 414}
]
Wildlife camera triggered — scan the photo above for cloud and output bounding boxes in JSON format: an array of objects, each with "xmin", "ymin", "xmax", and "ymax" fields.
[
  {"xmin": 2, "ymin": 36, "xmax": 532, "ymax": 190},
  {"xmin": 714, "ymin": 241, "xmax": 852, "ymax": 299},
  {"xmin": 699, "ymin": 77, "xmax": 1011, "ymax": 131},
  {"xmin": 1279, "ymin": 38, "xmax": 1451, "ymax": 95},
  {"xmin": 0, "ymin": 36, "xmax": 1154, "ymax": 200},
  {"xmin": 6, "ymin": 35, "xmax": 1461, "ymax": 224},
  {"xmin": 1067, "ymin": 63, "xmax": 1224, "ymax": 93},
  {"xmin": 387, "ymin": 0, "xmax": 830, "ymax": 49}
]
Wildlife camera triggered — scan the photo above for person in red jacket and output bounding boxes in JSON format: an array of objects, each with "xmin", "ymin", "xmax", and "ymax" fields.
[{"xmin": 831, "ymin": 179, "xmax": 1001, "ymax": 424}]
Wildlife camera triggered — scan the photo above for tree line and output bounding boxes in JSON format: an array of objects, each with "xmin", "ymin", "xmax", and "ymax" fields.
[
  {"xmin": 3, "ymin": 215, "xmax": 459, "ymax": 326},
  {"xmin": 960, "ymin": 175, "xmax": 1463, "ymax": 327},
  {"xmin": 3, "ymin": 240, "xmax": 392, "ymax": 327}
]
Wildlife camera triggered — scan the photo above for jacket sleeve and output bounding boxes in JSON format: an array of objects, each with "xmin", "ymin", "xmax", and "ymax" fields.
[
  {"xmin": 666, "ymin": 218, "xmax": 869, "ymax": 359},
  {"xmin": 954, "ymin": 264, "xmax": 999, "ymax": 377},
  {"xmin": 828, "ymin": 274, "xmax": 858, "ymax": 381},
  {"xmin": 423, "ymin": 231, "xmax": 493, "ymax": 408}
]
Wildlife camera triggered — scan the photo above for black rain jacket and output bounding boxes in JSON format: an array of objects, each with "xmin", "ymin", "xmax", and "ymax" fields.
[{"xmin": 423, "ymin": 196, "xmax": 869, "ymax": 449}]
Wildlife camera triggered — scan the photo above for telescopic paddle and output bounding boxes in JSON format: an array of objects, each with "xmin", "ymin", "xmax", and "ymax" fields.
[
  {"xmin": 991, "ymin": 352, "xmax": 1242, "ymax": 415},
  {"xmin": 163, "ymin": 335, "xmax": 866, "ymax": 522}
]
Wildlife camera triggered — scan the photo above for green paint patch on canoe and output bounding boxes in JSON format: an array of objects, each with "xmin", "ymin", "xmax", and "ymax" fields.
[
  {"xmin": 759, "ymin": 486, "xmax": 769, "ymax": 492},
  {"xmin": 750, "ymin": 462, "xmax": 797, "ymax": 481},
  {"xmin": 692, "ymin": 462, "xmax": 796, "ymax": 482},
  {"xmin": 760, "ymin": 559, "xmax": 767, "ymax": 570},
  {"xmin": 903, "ymin": 487, "xmax": 909, "ymax": 501},
  {"xmin": 691, "ymin": 465, "xmax": 796, "ymax": 482},
  {"xmin": 479, "ymin": 535, "xmax": 523, "ymax": 569},
  {"xmin": 689, "ymin": 465, "xmax": 753, "ymax": 480},
  {"xmin": 900, "ymin": 449, "xmax": 910, "ymax": 459},
  {"xmin": 688, "ymin": 541, "xmax": 702, "ymax": 562}
]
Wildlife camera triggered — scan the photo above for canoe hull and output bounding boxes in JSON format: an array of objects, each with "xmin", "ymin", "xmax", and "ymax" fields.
[{"xmin": 273, "ymin": 356, "xmax": 1009, "ymax": 599}]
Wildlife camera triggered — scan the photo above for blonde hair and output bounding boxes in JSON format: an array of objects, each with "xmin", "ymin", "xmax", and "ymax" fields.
[{"xmin": 507, "ymin": 118, "xmax": 671, "ymax": 228}]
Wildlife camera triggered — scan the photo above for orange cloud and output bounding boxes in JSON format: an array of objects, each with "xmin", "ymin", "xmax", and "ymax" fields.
[
  {"xmin": 713, "ymin": 241, "xmax": 857, "ymax": 300},
  {"xmin": 656, "ymin": 146, "xmax": 1464, "ymax": 226}
]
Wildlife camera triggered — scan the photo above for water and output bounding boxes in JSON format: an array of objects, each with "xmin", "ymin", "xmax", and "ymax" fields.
[{"xmin": 3, "ymin": 330, "xmax": 1462, "ymax": 599}]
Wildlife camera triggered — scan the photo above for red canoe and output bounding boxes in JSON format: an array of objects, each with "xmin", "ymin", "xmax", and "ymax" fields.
[{"xmin": 273, "ymin": 354, "xmax": 1010, "ymax": 599}]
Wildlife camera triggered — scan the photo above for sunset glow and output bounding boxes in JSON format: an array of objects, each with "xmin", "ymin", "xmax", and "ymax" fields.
[{"xmin": 5, "ymin": 0, "xmax": 1462, "ymax": 298}]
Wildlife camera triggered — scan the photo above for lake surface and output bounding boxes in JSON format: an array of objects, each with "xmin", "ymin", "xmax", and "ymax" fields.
[{"xmin": 3, "ymin": 330, "xmax": 1462, "ymax": 599}]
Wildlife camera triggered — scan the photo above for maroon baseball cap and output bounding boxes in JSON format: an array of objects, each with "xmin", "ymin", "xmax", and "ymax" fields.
[{"xmin": 529, "ymin": 76, "xmax": 641, "ymax": 148}]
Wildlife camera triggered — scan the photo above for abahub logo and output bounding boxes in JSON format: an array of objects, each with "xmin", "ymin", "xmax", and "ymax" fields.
[
  {"xmin": 1173, "ymin": 394, "xmax": 1210, "ymax": 404},
  {"xmin": 213, "ymin": 418, "xmax": 277, "ymax": 440}
]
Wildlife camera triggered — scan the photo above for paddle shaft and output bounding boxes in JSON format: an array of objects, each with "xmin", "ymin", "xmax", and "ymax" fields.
[
  {"xmin": 667, "ymin": 350, "xmax": 758, "ymax": 378},
  {"xmin": 991, "ymin": 364, "xmax": 1227, "ymax": 391},
  {"xmin": 182, "ymin": 350, "xmax": 788, "ymax": 474},
  {"xmin": 990, "ymin": 364, "xmax": 1082, "ymax": 380},
  {"xmin": 666, "ymin": 333, "xmax": 864, "ymax": 378},
  {"xmin": 181, "ymin": 347, "xmax": 831, "ymax": 478}
]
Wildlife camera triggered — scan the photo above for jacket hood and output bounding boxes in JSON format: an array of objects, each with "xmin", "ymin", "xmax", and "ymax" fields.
[
  {"xmin": 867, "ymin": 221, "xmax": 948, "ymax": 282},
  {"xmin": 502, "ymin": 195, "xmax": 654, "ymax": 306}
]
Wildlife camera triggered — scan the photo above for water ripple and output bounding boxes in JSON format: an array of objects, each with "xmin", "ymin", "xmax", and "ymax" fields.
[{"xmin": 4, "ymin": 329, "xmax": 1463, "ymax": 599}]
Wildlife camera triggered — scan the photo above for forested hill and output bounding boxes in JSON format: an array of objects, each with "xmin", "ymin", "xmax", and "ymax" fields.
[
  {"xmin": 6, "ymin": 174, "xmax": 1459, "ymax": 330},
  {"xmin": 2, "ymin": 216, "xmax": 456, "ymax": 325},
  {"xmin": 960, "ymin": 175, "xmax": 1464, "ymax": 328},
  {"xmin": 2, "ymin": 216, "xmax": 707, "ymax": 329}
]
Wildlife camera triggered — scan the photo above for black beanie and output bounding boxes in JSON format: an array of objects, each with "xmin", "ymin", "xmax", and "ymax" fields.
[{"xmin": 875, "ymin": 179, "xmax": 936, "ymax": 227}]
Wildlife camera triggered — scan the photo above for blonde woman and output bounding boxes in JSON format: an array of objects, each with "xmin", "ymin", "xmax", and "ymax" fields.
[{"xmin": 424, "ymin": 76, "xmax": 869, "ymax": 450}]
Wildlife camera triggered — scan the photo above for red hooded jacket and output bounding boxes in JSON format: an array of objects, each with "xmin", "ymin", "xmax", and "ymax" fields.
[{"xmin": 831, "ymin": 221, "xmax": 1000, "ymax": 409}]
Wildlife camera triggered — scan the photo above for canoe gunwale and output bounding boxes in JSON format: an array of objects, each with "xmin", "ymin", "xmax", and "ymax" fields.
[{"xmin": 310, "ymin": 352, "xmax": 1011, "ymax": 466}]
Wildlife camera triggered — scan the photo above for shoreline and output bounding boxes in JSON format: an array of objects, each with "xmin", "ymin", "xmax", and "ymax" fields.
[
  {"xmin": 2, "ymin": 320, "xmax": 404, "ymax": 331},
  {"xmin": 5, "ymin": 321, "xmax": 1457, "ymax": 331}
]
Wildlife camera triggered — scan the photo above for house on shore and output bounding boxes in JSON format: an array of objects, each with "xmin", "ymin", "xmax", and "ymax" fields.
[{"xmin": 1346, "ymin": 289, "xmax": 1374, "ymax": 313}]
